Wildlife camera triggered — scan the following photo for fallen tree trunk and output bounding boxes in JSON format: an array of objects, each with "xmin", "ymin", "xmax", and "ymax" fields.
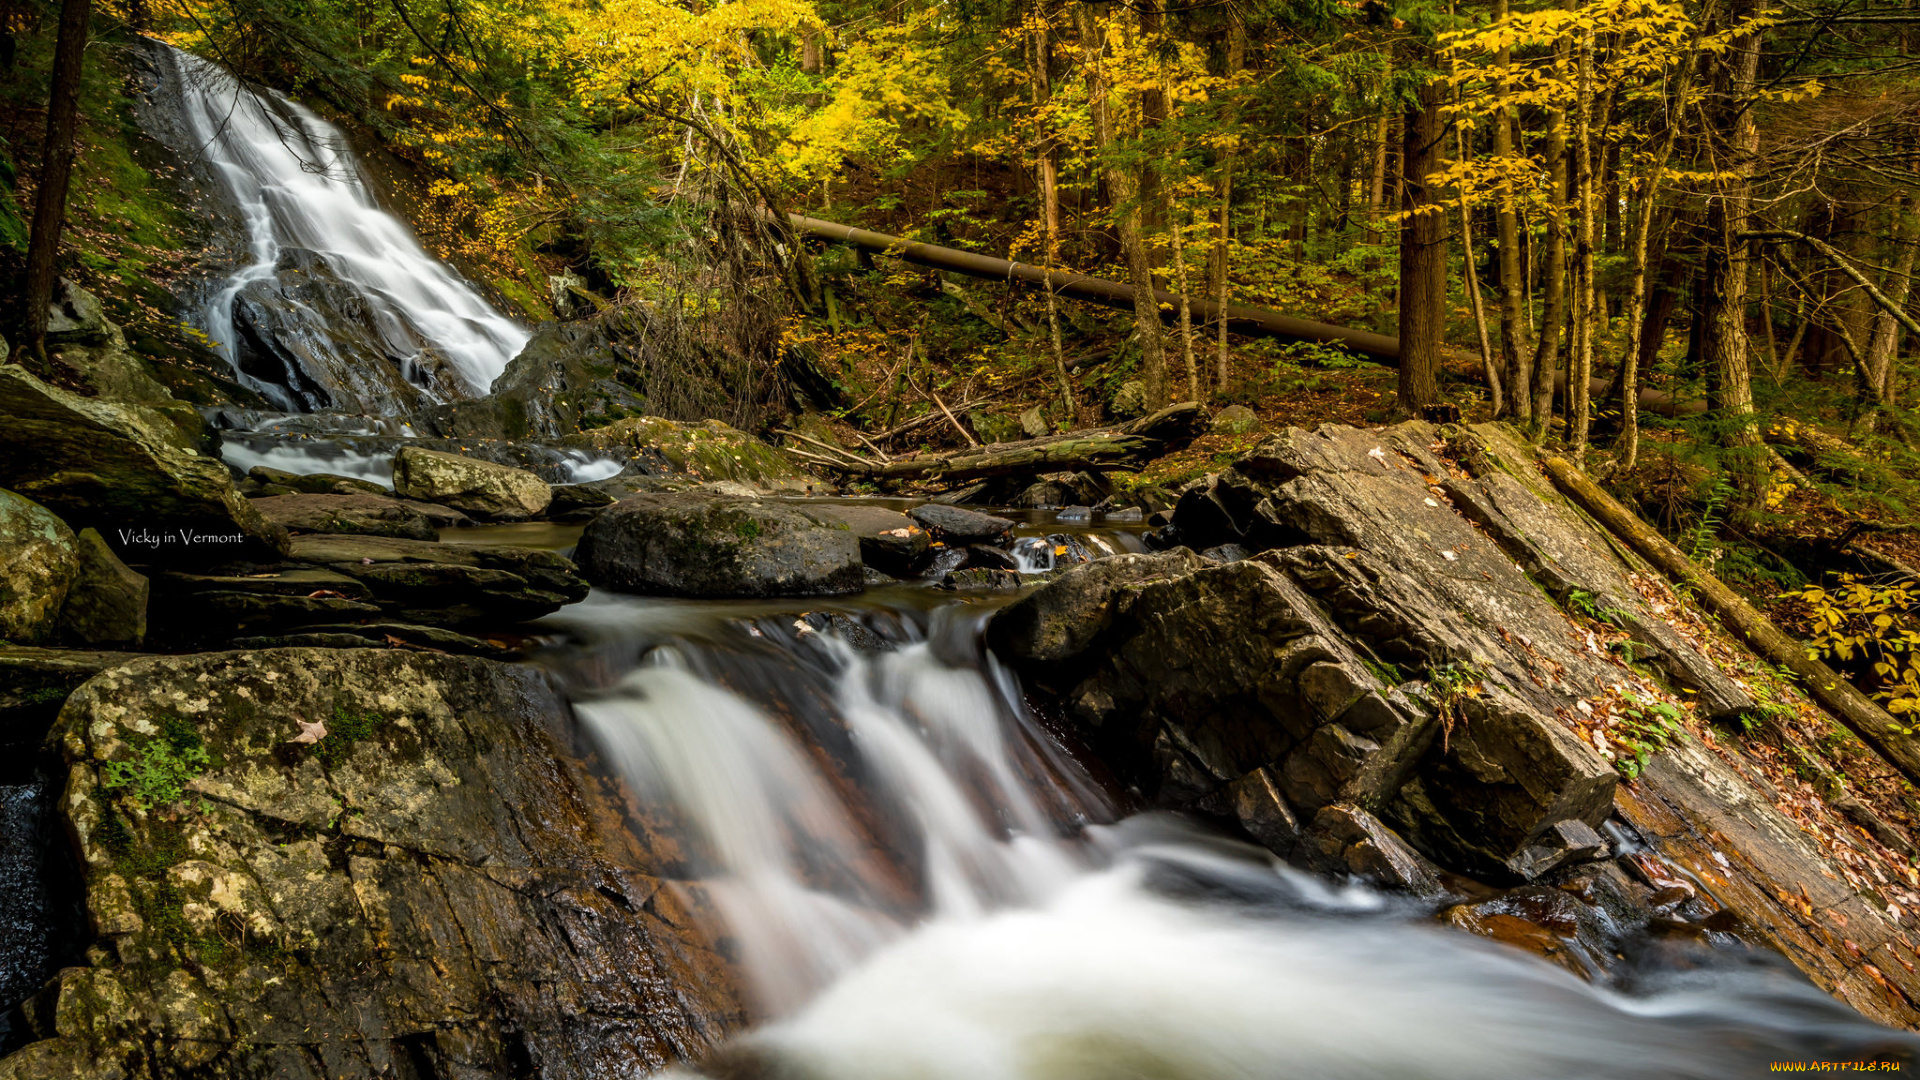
[
  {"xmin": 793, "ymin": 214, "xmax": 1709, "ymax": 419},
  {"xmin": 799, "ymin": 401, "xmax": 1202, "ymax": 482},
  {"xmin": 1543, "ymin": 455, "xmax": 1920, "ymax": 788}
]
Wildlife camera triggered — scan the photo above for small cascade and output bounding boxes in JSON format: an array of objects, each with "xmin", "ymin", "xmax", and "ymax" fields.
[
  {"xmin": 159, "ymin": 44, "xmax": 528, "ymax": 415},
  {"xmin": 543, "ymin": 591, "xmax": 1920, "ymax": 1076}
]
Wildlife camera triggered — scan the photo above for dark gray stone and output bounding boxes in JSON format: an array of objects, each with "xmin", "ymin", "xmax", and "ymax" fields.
[{"xmin": 576, "ymin": 493, "xmax": 863, "ymax": 599}]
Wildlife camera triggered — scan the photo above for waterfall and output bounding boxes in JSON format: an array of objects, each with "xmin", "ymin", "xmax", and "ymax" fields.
[
  {"xmin": 160, "ymin": 45, "xmax": 528, "ymax": 414},
  {"xmin": 545, "ymin": 594, "xmax": 1920, "ymax": 1077}
]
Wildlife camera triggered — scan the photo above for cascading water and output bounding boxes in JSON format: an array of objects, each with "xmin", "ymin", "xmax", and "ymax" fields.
[
  {"xmin": 540, "ymin": 585, "xmax": 1920, "ymax": 1078},
  {"xmin": 160, "ymin": 44, "xmax": 528, "ymax": 414}
]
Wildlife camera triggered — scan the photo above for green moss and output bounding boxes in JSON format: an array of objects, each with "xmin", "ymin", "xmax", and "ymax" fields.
[
  {"xmin": 312, "ymin": 706, "xmax": 392, "ymax": 767},
  {"xmin": 733, "ymin": 516, "xmax": 763, "ymax": 540},
  {"xmin": 102, "ymin": 715, "xmax": 211, "ymax": 811}
]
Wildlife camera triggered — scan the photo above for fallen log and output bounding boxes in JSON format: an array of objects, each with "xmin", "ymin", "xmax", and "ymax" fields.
[
  {"xmin": 794, "ymin": 214, "xmax": 1711, "ymax": 420},
  {"xmin": 1543, "ymin": 455, "xmax": 1920, "ymax": 788},
  {"xmin": 810, "ymin": 401, "xmax": 1202, "ymax": 482}
]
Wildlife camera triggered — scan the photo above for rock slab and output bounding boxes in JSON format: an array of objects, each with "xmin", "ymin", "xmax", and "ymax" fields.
[
  {"xmin": 576, "ymin": 493, "xmax": 864, "ymax": 599},
  {"xmin": 392, "ymin": 447, "xmax": 553, "ymax": 521}
]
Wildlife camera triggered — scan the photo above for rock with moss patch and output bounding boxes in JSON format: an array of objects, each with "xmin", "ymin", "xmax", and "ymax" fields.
[
  {"xmin": 1212, "ymin": 404, "xmax": 1260, "ymax": 435},
  {"xmin": 564, "ymin": 417, "xmax": 817, "ymax": 495},
  {"xmin": 244, "ymin": 465, "xmax": 388, "ymax": 498},
  {"xmin": 5, "ymin": 647, "xmax": 744, "ymax": 1078},
  {"xmin": 392, "ymin": 447, "xmax": 552, "ymax": 521},
  {"xmin": 0, "ymin": 490, "xmax": 78, "ymax": 645},
  {"xmin": 576, "ymin": 492, "xmax": 864, "ymax": 598}
]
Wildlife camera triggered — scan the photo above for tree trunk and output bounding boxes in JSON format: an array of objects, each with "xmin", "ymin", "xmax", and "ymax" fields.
[
  {"xmin": 1529, "ymin": 53, "xmax": 1570, "ymax": 437},
  {"xmin": 1456, "ymin": 115, "xmax": 1500, "ymax": 415},
  {"xmin": 1397, "ymin": 76, "xmax": 1447, "ymax": 414},
  {"xmin": 20, "ymin": 0, "xmax": 91, "ymax": 366},
  {"xmin": 1862, "ymin": 196, "xmax": 1916, "ymax": 432},
  {"xmin": 1213, "ymin": 21, "xmax": 1245, "ymax": 392},
  {"xmin": 1493, "ymin": 0, "xmax": 1531, "ymax": 422},
  {"xmin": 1697, "ymin": 4, "xmax": 1765, "ymax": 494},
  {"xmin": 1076, "ymin": 2, "xmax": 1168, "ymax": 407},
  {"xmin": 1569, "ymin": 27, "xmax": 1596, "ymax": 464},
  {"xmin": 1029, "ymin": 1, "xmax": 1081, "ymax": 424}
]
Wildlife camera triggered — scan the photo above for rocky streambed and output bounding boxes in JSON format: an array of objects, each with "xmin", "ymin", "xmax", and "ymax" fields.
[{"xmin": 6, "ymin": 319, "xmax": 1920, "ymax": 1074}]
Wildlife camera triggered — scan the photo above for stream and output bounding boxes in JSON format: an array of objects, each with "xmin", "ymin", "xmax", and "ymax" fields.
[
  {"xmin": 500, "ymin": 514, "xmax": 1914, "ymax": 1078},
  {"xmin": 26, "ymin": 41, "xmax": 1910, "ymax": 1076}
]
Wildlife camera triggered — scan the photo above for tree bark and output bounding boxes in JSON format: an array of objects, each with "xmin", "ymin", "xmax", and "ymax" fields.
[
  {"xmin": 1213, "ymin": 18, "xmax": 1246, "ymax": 392},
  {"xmin": 1493, "ymin": 0, "xmax": 1531, "ymax": 422},
  {"xmin": 1397, "ymin": 76, "xmax": 1447, "ymax": 414},
  {"xmin": 1697, "ymin": 4, "xmax": 1765, "ymax": 494},
  {"xmin": 1077, "ymin": 1, "xmax": 1168, "ymax": 408},
  {"xmin": 800, "ymin": 402, "xmax": 1202, "ymax": 481},
  {"xmin": 1530, "ymin": 47, "xmax": 1570, "ymax": 438},
  {"xmin": 1455, "ymin": 117, "xmax": 1500, "ymax": 416},
  {"xmin": 20, "ymin": 0, "xmax": 91, "ymax": 366},
  {"xmin": 1569, "ymin": 26, "xmax": 1596, "ymax": 464},
  {"xmin": 1029, "ymin": 0, "xmax": 1081, "ymax": 424}
]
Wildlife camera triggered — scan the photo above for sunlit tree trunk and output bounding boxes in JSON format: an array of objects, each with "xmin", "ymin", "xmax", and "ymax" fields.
[
  {"xmin": 1076, "ymin": 1, "xmax": 1168, "ymax": 407},
  {"xmin": 1492, "ymin": 0, "xmax": 1531, "ymax": 422},
  {"xmin": 1030, "ymin": 0, "xmax": 1080, "ymax": 423},
  {"xmin": 1569, "ymin": 26, "xmax": 1596, "ymax": 464},
  {"xmin": 1529, "ymin": 51, "xmax": 1569, "ymax": 437}
]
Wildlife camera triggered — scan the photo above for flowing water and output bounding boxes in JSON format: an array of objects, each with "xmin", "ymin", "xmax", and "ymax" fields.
[
  {"xmin": 529, "ymin": 544, "xmax": 1920, "ymax": 1080},
  {"xmin": 125, "ymin": 42, "xmax": 1920, "ymax": 1076},
  {"xmin": 162, "ymin": 46, "xmax": 528, "ymax": 411}
]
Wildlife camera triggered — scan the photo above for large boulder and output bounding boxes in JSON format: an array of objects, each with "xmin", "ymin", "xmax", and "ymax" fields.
[
  {"xmin": 575, "ymin": 493, "xmax": 863, "ymax": 599},
  {"xmin": 0, "ymin": 491, "xmax": 77, "ymax": 645},
  {"xmin": 392, "ymin": 447, "xmax": 552, "ymax": 521},
  {"xmin": 907, "ymin": 504, "xmax": 1014, "ymax": 544},
  {"xmin": 2, "ymin": 648, "xmax": 744, "ymax": 1078},
  {"xmin": 54, "ymin": 528, "xmax": 149, "ymax": 648},
  {"xmin": 987, "ymin": 549, "xmax": 1205, "ymax": 663},
  {"xmin": 802, "ymin": 504, "xmax": 931, "ymax": 576},
  {"xmin": 250, "ymin": 493, "xmax": 439, "ymax": 541},
  {"xmin": 0, "ymin": 365, "xmax": 289, "ymax": 563},
  {"xmin": 416, "ymin": 317, "xmax": 649, "ymax": 440},
  {"xmin": 44, "ymin": 280, "xmax": 207, "ymax": 450},
  {"xmin": 565, "ymin": 417, "xmax": 817, "ymax": 496}
]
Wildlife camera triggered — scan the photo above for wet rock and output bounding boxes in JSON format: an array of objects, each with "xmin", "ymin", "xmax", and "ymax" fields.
[
  {"xmin": 795, "ymin": 612, "xmax": 895, "ymax": 652},
  {"xmin": 576, "ymin": 493, "xmax": 863, "ymax": 599},
  {"xmin": 287, "ymin": 535, "xmax": 589, "ymax": 626},
  {"xmin": 1229, "ymin": 766, "xmax": 1302, "ymax": 855},
  {"xmin": 8, "ymin": 648, "xmax": 744, "ymax": 1078},
  {"xmin": 416, "ymin": 316, "xmax": 651, "ymax": 440},
  {"xmin": 0, "ymin": 490, "xmax": 77, "ymax": 645},
  {"xmin": 0, "ymin": 365, "xmax": 289, "ymax": 563},
  {"xmin": 1200, "ymin": 544, "xmax": 1249, "ymax": 564},
  {"xmin": 988, "ymin": 549, "xmax": 1206, "ymax": 666},
  {"xmin": 1056, "ymin": 505, "xmax": 1092, "ymax": 523},
  {"xmin": 228, "ymin": 248, "xmax": 471, "ymax": 415},
  {"xmin": 244, "ymin": 466, "xmax": 387, "ymax": 498},
  {"xmin": 1212, "ymin": 404, "xmax": 1260, "ymax": 434},
  {"xmin": 392, "ymin": 447, "xmax": 552, "ymax": 521},
  {"xmin": 1442, "ymin": 886, "xmax": 1616, "ymax": 978},
  {"xmin": 231, "ymin": 622, "xmax": 513, "ymax": 658},
  {"xmin": 251, "ymin": 493, "xmax": 438, "ymax": 541},
  {"xmin": 939, "ymin": 567, "xmax": 1023, "ymax": 591},
  {"xmin": 964, "ymin": 546, "xmax": 1021, "ymax": 572},
  {"xmin": 1506, "ymin": 819, "xmax": 1610, "ymax": 880},
  {"xmin": 804, "ymin": 505, "xmax": 931, "ymax": 577},
  {"xmin": 54, "ymin": 529, "xmax": 148, "ymax": 648},
  {"xmin": 1296, "ymin": 803, "xmax": 1451, "ymax": 900},
  {"xmin": 547, "ymin": 483, "xmax": 617, "ymax": 523},
  {"xmin": 42, "ymin": 282, "xmax": 207, "ymax": 450},
  {"xmin": 908, "ymin": 504, "xmax": 1014, "ymax": 544},
  {"xmin": 147, "ymin": 539, "xmax": 587, "ymax": 642},
  {"xmin": 1104, "ymin": 506, "xmax": 1144, "ymax": 523}
]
